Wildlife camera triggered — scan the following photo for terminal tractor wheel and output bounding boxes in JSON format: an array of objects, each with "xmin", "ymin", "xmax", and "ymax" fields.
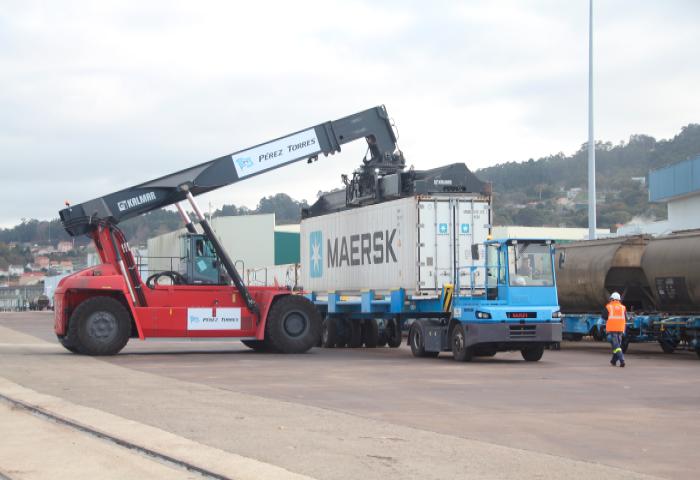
[
  {"xmin": 521, "ymin": 345, "xmax": 545, "ymax": 362},
  {"xmin": 409, "ymin": 322, "xmax": 439, "ymax": 358}
]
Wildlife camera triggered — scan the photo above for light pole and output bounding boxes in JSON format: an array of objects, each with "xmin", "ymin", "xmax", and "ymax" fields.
[{"xmin": 588, "ymin": 0, "xmax": 597, "ymax": 240}]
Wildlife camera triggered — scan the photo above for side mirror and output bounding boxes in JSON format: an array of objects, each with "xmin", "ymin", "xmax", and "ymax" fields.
[{"xmin": 471, "ymin": 244, "xmax": 480, "ymax": 260}]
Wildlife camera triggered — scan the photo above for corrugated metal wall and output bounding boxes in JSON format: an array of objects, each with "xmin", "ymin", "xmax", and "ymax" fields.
[{"xmin": 649, "ymin": 156, "xmax": 700, "ymax": 202}]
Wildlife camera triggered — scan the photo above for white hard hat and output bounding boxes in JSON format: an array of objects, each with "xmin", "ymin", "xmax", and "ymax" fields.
[{"xmin": 610, "ymin": 292, "xmax": 621, "ymax": 301}]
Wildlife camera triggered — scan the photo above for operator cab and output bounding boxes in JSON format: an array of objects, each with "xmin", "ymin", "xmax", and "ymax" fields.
[
  {"xmin": 179, "ymin": 233, "xmax": 223, "ymax": 284},
  {"xmin": 483, "ymin": 239, "xmax": 556, "ymax": 303}
]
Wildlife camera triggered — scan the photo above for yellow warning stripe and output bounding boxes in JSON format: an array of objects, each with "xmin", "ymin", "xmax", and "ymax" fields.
[{"xmin": 442, "ymin": 284, "xmax": 454, "ymax": 312}]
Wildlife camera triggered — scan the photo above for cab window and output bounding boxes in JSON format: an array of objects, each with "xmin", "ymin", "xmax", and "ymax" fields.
[{"xmin": 508, "ymin": 242, "xmax": 554, "ymax": 287}]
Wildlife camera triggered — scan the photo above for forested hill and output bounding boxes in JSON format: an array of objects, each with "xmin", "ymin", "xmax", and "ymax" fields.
[
  {"xmin": 0, "ymin": 194, "xmax": 308, "ymax": 247},
  {"xmin": 477, "ymin": 124, "xmax": 700, "ymax": 228},
  {"xmin": 3, "ymin": 124, "xmax": 699, "ymax": 246}
]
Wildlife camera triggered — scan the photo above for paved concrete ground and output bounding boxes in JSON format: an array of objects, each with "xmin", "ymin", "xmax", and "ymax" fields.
[
  {"xmin": 1, "ymin": 312, "xmax": 698, "ymax": 479},
  {"xmin": 0, "ymin": 402, "xmax": 200, "ymax": 480}
]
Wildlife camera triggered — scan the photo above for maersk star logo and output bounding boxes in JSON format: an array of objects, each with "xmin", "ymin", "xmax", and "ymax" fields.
[{"xmin": 309, "ymin": 230, "xmax": 323, "ymax": 278}]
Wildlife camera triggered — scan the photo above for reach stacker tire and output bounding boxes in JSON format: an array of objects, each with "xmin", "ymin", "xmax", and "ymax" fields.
[
  {"xmin": 242, "ymin": 340, "xmax": 272, "ymax": 352},
  {"xmin": 521, "ymin": 345, "xmax": 545, "ymax": 362},
  {"xmin": 265, "ymin": 295, "xmax": 321, "ymax": 354},
  {"xmin": 57, "ymin": 335, "xmax": 81, "ymax": 354},
  {"xmin": 451, "ymin": 324, "xmax": 473, "ymax": 362},
  {"xmin": 409, "ymin": 323, "xmax": 439, "ymax": 358},
  {"xmin": 68, "ymin": 296, "xmax": 132, "ymax": 356}
]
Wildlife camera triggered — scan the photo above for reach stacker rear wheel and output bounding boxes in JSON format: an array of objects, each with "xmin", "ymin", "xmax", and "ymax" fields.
[{"xmin": 265, "ymin": 295, "xmax": 321, "ymax": 354}]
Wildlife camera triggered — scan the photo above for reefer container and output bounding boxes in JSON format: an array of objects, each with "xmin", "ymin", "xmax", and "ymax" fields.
[{"xmin": 300, "ymin": 194, "xmax": 491, "ymax": 294}]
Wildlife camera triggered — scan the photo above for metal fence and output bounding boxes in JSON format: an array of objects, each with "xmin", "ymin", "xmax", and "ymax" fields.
[{"xmin": 0, "ymin": 286, "xmax": 45, "ymax": 311}]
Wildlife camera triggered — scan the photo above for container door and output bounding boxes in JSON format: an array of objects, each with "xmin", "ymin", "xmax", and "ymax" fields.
[
  {"xmin": 417, "ymin": 199, "xmax": 453, "ymax": 291},
  {"xmin": 455, "ymin": 200, "xmax": 490, "ymax": 292}
]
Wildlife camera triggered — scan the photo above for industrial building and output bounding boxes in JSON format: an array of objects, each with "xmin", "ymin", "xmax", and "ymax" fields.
[
  {"xmin": 146, "ymin": 214, "xmax": 300, "ymax": 284},
  {"xmin": 619, "ymin": 155, "xmax": 700, "ymax": 235}
]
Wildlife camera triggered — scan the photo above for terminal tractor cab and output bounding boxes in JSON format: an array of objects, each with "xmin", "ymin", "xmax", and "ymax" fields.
[{"xmin": 54, "ymin": 105, "xmax": 407, "ymax": 355}]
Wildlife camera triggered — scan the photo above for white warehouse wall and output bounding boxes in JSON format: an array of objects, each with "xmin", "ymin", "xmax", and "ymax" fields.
[
  {"xmin": 617, "ymin": 193, "xmax": 700, "ymax": 236},
  {"xmin": 146, "ymin": 214, "xmax": 276, "ymax": 275}
]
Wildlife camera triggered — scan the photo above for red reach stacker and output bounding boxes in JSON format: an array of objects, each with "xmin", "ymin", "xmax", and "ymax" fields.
[{"xmin": 54, "ymin": 106, "xmax": 405, "ymax": 355}]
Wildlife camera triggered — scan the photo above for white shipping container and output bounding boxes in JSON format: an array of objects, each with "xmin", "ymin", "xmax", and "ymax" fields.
[{"xmin": 300, "ymin": 195, "xmax": 490, "ymax": 294}]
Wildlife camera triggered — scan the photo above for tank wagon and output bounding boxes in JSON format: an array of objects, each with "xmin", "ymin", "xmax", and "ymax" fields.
[{"xmin": 555, "ymin": 230, "xmax": 700, "ymax": 358}]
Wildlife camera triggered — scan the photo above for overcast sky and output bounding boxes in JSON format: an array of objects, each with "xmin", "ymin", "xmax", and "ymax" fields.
[{"xmin": 1, "ymin": 0, "xmax": 699, "ymax": 227}]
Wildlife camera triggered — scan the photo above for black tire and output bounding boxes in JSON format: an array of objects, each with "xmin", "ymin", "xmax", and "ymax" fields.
[
  {"xmin": 385, "ymin": 319, "xmax": 402, "ymax": 348},
  {"xmin": 348, "ymin": 320, "xmax": 363, "ymax": 348},
  {"xmin": 69, "ymin": 296, "xmax": 131, "ymax": 356},
  {"xmin": 451, "ymin": 324, "xmax": 472, "ymax": 362},
  {"xmin": 265, "ymin": 295, "xmax": 321, "ymax": 354},
  {"xmin": 377, "ymin": 329, "xmax": 388, "ymax": 347},
  {"xmin": 621, "ymin": 336, "xmax": 630, "ymax": 354},
  {"xmin": 695, "ymin": 348, "xmax": 700, "ymax": 360},
  {"xmin": 658, "ymin": 331, "xmax": 677, "ymax": 354},
  {"xmin": 57, "ymin": 335, "xmax": 81, "ymax": 354},
  {"xmin": 473, "ymin": 346, "xmax": 497, "ymax": 357},
  {"xmin": 659, "ymin": 340, "xmax": 676, "ymax": 354},
  {"xmin": 242, "ymin": 340, "xmax": 272, "ymax": 352},
  {"xmin": 334, "ymin": 318, "xmax": 352, "ymax": 347},
  {"xmin": 521, "ymin": 345, "xmax": 545, "ymax": 362},
  {"xmin": 591, "ymin": 327, "xmax": 604, "ymax": 342},
  {"xmin": 321, "ymin": 316, "xmax": 338, "ymax": 348},
  {"xmin": 362, "ymin": 319, "xmax": 379, "ymax": 348},
  {"xmin": 409, "ymin": 323, "xmax": 439, "ymax": 358}
]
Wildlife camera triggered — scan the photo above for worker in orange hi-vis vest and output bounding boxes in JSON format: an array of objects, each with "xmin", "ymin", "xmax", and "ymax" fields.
[{"xmin": 602, "ymin": 292, "xmax": 627, "ymax": 368}]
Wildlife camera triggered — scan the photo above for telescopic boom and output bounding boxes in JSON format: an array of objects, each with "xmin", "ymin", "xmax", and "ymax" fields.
[{"xmin": 60, "ymin": 106, "xmax": 403, "ymax": 236}]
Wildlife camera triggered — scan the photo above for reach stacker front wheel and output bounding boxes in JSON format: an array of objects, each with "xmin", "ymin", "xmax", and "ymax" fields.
[
  {"xmin": 242, "ymin": 340, "xmax": 271, "ymax": 352},
  {"xmin": 265, "ymin": 295, "xmax": 321, "ymax": 354},
  {"xmin": 65, "ymin": 296, "xmax": 132, "ymax": 356}
]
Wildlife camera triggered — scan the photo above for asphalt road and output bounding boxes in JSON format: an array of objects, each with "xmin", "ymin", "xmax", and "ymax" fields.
[{"xmin": 1, "ymin": 312, "xmax": 698, "ymax": 479}]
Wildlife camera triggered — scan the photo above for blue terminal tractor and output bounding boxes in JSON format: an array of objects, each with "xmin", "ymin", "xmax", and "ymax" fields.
[{"xmin": 308, "ymin": 238, "xmax": 562, "ymax": 362}]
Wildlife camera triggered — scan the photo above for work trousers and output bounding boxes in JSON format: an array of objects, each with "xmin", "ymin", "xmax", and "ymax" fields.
[{"xmin": 608, "ymin": 332, "xmax": 625, "ymax": 365}]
